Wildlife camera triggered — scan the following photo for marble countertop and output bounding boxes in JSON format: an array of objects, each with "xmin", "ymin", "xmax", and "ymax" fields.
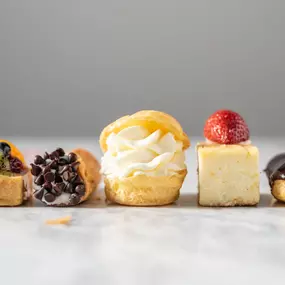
[{"xmin": 1, "ymin": 137, "xmax": 285, "ymax": 285}]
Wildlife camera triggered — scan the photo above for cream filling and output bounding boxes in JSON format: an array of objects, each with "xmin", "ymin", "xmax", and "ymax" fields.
[
  {"xmin": 101, "ymin": 126, "xmax": 186, "ymax": 178},
  {"xmin": 33, "ymin": 168, "xmax": 72, "ymax": 205},
  {"xmin": 33, "ymin": 183, "xmax": 71, "ymax": 206}
]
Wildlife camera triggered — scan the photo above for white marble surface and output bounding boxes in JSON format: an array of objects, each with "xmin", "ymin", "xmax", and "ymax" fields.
[{"xmin": 1, "ymin": 137, "xmax": 285, "ymax": 285}]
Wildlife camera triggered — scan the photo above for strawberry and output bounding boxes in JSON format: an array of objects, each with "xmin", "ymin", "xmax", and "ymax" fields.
[{"xmin": 204, "ymin": 110, "xmax": 249, "ymax": 144}]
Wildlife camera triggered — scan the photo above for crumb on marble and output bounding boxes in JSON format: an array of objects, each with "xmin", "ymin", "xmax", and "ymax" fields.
[{"xmin": 45, "ymin": 216, "xmax": 72, "ymax": 225}]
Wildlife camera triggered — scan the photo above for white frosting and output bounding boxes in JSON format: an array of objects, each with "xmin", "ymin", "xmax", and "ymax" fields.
[
  {"xmin": 101, "ymin": 126, "xmax": 186, "ymax": 178},
  {"xmin": 205, "ymin": 139, "xmax": 252, "ymax": 145}
]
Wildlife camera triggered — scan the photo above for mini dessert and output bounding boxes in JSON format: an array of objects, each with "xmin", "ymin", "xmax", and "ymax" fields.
[
  {"xmin": 197, "ymin": 110, "xmax": 260, "ymax": 206},
  {"xmin": 265, "ymin": 153, "xmax": 285, "ymax": 202},
  {"xmin": 0, "ymin": 140, "xmax": 31, "ymax": 206},
  {"xmin": 100, "ymin": 110, "xmax": 190, "ymax": 206},
  {"xmin": 31, "ymin": 148, "xmax": 100, "ymax": 206}
]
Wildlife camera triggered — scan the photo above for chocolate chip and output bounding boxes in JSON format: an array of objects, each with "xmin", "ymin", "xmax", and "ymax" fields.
[
  {"xmin": 71, "ymin": 175, "xmax": 82, "ymax": 185},
  {"xmin": 64, "ymin": 183, "xmax": 73, "ymax": 193},
  {"xmin": 56, "ymin": 148, "xmax": 65, "ymax": 157},
  {"xmin": 50, "ymin": 150, "xmax": 59, "ymax": 160},
  {"xmin": 43, "ymin": 164, "xmax": 52, "ymax": 174},
  {"xmin": 53, "ymin": 184, "xmax": 63, "ymax": 196},
  {"xmin": 34, "ymin": 175, "xmax": 44, "ymax": 186},
  {"xmin": 71, "ymin": 161, "xmax": 80, "ymax": 171},
  {"xmin": 58, "ymin": 157, "xmax": 69, "ymax": 166},
  {"xmin": 54, "ymin": 182, "xmax": 65, "ymax": 192},
  {"xmin": 70, "ymin": 193, "xmax": 80, "ymax": 205},
  {"xmin": 34, "ymin": 155, "xmax": 44, "ymax": 165},
  {"xmin": 30, "ymin": 163, "xmax": 42, "ymax": 176},
  {"xmin": 44, "ymin": 193, "xmax": 56, "ymax": 203},
  {"xmin": 75, "ymin": 184, "xmax": 85, "ymax": 196},
  {"xmin": 59, "ymin": 165, "xmax": 71, "ymax": 175},
  {"xmin": 50, "ymin": 160, "xmax": 58, "ymax": 170},
  {"xmin": 34, "ymin": 188, "xmax": 45, "ymax": 200},
  {"xmin": 68, "ymin": 152, "xmax": 77, "ymax": 163},
  {"xmin": 54, "ymin": 175, "xmax": 63, "ymax": 183},
  {"xmin": 62, "ymin": 171, "xmax": 70, "ymax": 181},
  {"xmin": 63, "ymin": 171, "xmax": 76, "ymax": 182},
  {"xmin": 43, "ymin": 182, "xmax": 52, "ymax": 191},
  {"xmin": 44, "ymin": 172, "xmax": 55, "ymax": 183},
  {"xmin": 43, "ymin": 152, "xmax": 49, "ymax": 160}
]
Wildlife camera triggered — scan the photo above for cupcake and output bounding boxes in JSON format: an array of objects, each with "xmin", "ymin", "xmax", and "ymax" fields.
[{"xmin": 100, "ymin": 110, "xmax": 190, "ymax": 206}]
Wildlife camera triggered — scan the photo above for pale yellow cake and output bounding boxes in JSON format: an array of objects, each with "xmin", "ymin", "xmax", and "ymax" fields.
[{"xmin": 197, "ymin": 143, "xmax": 260, "ymax": 206}]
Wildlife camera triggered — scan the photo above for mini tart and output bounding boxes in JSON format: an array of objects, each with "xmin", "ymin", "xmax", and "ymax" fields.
[
  {"xmin": 32, "ymin": 148, "xmax": 100, "ymax": 206},
  {"xmin": 0, "ymin": 140, "xmax": 31, "ymax": 206},
  {"xmin": 100, "ymin": 110, "xmax": 190, "ymax": 206}
]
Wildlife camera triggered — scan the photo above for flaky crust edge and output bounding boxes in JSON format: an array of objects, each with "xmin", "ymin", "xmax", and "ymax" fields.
[{"xmin": 72, "ymin": 148, "xmax": 101, "ymax": 203}]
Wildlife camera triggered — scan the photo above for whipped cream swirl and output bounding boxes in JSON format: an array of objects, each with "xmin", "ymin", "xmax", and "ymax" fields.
[{"xmin": 101, "ymin": 126, "xmax": 186, "ymax": 178}]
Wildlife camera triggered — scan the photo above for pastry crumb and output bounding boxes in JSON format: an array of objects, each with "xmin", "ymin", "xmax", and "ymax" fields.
[{"xmin": 45, "ymin": 216, "xmax": 72, "ymax": 225}]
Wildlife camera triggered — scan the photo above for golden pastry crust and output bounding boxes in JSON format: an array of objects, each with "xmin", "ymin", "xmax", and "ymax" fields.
[
  {"xmin": 45, "ymin": 216, "xmax": 72, "ymax": 225},
  {"xmin": 0, "ymin": 171, "xmax": 32, "ymax": 206},
  {"xmin": 104, "ymin": 170, "xmax": 187, "ymax": 206},
  {"xmin": 0, "ymin": 174, "xmax": 24, "ymax": 206},
  {"xmin": 72, "ymin": 148, "xmax": 101, "ymax": 203},
  {"xmin": 0, "ymin": 140, "xmax": 30, "ymax": 206},
  {"xmin": 100, "ymin": 110, "xmax": 190, "ymax": 152},
  {"xmin": 271, "ymin": 180, "xmax": 285, "ymax": 202}
]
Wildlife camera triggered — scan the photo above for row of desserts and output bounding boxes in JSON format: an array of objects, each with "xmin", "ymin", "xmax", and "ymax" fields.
[{"xmin": 0, "ymin": 110, "xmax": 283, "ymax": 207}]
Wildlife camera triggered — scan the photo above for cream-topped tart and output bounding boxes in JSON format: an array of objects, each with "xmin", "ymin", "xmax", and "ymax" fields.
[{"xmin": 100, "ymin": 110, "xmax": 190, "ymax": 206}]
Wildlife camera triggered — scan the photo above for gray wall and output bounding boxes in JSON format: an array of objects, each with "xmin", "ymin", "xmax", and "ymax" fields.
[{"xmin": 1, "ymin": 0, "xmax": 284, "ymax": 137}]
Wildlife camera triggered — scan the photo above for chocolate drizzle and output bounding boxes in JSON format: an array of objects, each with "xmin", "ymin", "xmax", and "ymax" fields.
[
  {"xmin": 265, "ymin": 153, "xmax": 285, "ymax": 186},
  {"xmin": 31, "ymin": 148, "xmax": 86, "ymax": 206}
]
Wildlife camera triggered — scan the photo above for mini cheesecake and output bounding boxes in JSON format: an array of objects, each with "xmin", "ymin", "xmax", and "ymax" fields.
[
  {"xmin": 197, "ymin": 143, "xmax": 260, "ymax": 206},
  {"xmin": 197, "ymin": 110, "xmax": 260, "ymax": 206}
]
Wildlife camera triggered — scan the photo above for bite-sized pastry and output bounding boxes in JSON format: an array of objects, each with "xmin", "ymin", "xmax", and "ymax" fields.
[
  {"xmin": 100, "ymin": 110, "xmax": 190, "ymax": 206},
  {"xmin": 31, "ymin": 148, "xmax": 100, "ymax": 206},
  {"xmin": 0, "ymin": 140, "xmax": 31, "ymax": 206},
  {"xmin": 197, "ymin": 110, "xmax": 260, "ymax": 206},
  {"xmin": 265, "ymin": 153, "xmax": 285, "ymax": 202}
]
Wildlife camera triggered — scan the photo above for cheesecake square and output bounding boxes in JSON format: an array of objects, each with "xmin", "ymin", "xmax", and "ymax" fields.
[{"xmin": 197, "ymin": 143, "xmax": 260, "ymax": 206}]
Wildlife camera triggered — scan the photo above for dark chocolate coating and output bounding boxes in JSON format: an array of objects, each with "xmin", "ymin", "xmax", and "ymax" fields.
[{"xmin": 265, "ymin": 153, "xmax": 285, "ymax": 186}]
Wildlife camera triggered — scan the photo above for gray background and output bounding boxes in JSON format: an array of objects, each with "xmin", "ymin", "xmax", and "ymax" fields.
[{"xmin": 0, "ymin": 0, "xmax": 284, "ymax": 137}]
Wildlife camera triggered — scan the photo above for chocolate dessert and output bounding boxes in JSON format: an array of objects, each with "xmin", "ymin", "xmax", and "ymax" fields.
[
  {"xmin": 265, "ymin": 153, "xmax": 285, "ymax": 202},
  {"xmin": 31, "ymin": 148, "xmax": 101, "ymax": 206}
]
